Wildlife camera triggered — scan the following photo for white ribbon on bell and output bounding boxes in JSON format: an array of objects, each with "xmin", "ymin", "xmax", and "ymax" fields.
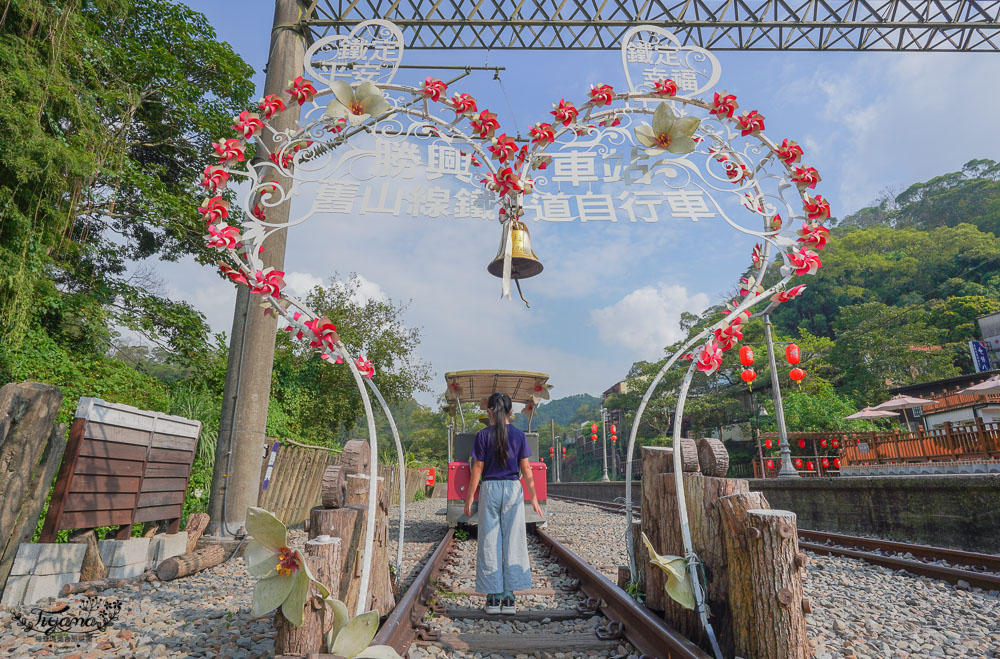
[{"xmin": 500, "ymin": 219, "xmax": 513, "ymax": 300}]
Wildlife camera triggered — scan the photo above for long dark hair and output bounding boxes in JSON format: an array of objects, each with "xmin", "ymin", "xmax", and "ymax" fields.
[{"xmin": 488, "ymin": 392, "xmax": 512, "ymax": 465}]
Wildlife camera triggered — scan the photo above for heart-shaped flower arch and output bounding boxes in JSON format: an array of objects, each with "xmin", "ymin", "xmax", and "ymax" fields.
[{"xmin": 196, "ymin": 22, "xmax": 831, "ymax": 635}]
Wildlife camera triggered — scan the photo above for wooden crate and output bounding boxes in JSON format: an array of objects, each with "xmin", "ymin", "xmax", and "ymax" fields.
[{"xmin": 40, "ymin": 398, "xmax": 200, "ymax": 541}]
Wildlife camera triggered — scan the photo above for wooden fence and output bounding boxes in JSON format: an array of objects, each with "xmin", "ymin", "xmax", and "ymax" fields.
[
  {"xmin": 756, "ymin": 420, "xmax": 1000, "ymax": 472},
  {"xmin": 257, "ymin": 438, "xmax": 428, "ymax": 527},
  {"xmin": 40, "ymin": 398, "xmax": 200, "ymax": 541}
]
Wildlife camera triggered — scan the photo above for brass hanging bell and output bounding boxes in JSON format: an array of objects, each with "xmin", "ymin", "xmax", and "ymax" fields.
[{"xmin": 487, "ymin": 220, "xmax": 544, "ymax": 279}]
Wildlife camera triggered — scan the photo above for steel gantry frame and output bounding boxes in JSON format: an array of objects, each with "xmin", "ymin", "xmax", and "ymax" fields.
[{"xmin": 303, "ymin": 1, "xmax": 1000, "ymax": 51}]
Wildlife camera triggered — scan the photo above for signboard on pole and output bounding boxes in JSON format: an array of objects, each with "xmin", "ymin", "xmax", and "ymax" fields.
[{"xmin": 970, "ymin": 341, "xmax": 992, "ymax": 373}]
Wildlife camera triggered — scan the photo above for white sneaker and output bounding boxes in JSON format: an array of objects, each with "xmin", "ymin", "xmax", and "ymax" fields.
[
  {"xmin": 484, "ymin": 594, "xmax": 501, "ymax": 614},
  {"xmin": 501, "ymin": 595, "xmax": 516, "ymax": 614}
]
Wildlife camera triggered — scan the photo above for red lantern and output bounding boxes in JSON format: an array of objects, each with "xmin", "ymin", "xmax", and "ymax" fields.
[
  {"xmin": 591, "ymin": 433, "xmax": 598, "ymax": 441},
  {"xmin": 789, "ymin": 367, "xmax": 805, "ymax": 382},
  {"xmin": 610, "ymin": 424, "xmax": 617, "ymax": 434},
  {"xmin": 550, "ymin": 447, "xmax": 555, "ymax": 456},
  {"xmin": 765, "ymin": 439, "xmax": 773, "ymax": 449},
  {"xmin": 562, "ymin": 447, "xmax": 567, "ymax": 456},
  {"xmin": 834, "ymin": 458, "xmax": 841, "ymax": 469},
  {"xmin": 794, "ymin": 458, "xmax": 803, "ymax": 469},
  {"xmin": 611, "ymin": 434, "xmax": 618, "ymax": 442},
  {"xmin": 739, "ymin": 345, "xmax": 755, "ymax": 367},
  {"xmin": 797, "ymin": 438, "xmax": 805, "ymax": 449},
  {"xmin": 786, "ymin": 343, "xmax": 801, "ymax": 365},
  {"xmin": 820, "ymin": 438, "xmax": 828, "ymax": 449},
  {"xmin": 806, "ymin": 460, "xmax": 815, "ymax": 471},
  {"xmin": 832, "ymin": 438, "xmax": 839, "ymax": 449},
  {"xmin": 822, "ymin": 458, "xmax": 830, "ymax": 468},
  {"xmin": 591, "ymin": 423, "xmax": 598, "ymax": 433},
  {"xmin": 741, "ymin": 368, "xmax": 756, "ymax": 385},
  {"xmin": 765, "ymin": 459, "xmax": 774, "ymax": 469}
]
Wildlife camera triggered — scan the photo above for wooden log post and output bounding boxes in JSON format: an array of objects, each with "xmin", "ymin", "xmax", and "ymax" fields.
[
  {"xmin": 321, "ymin": 465, "xmax": 347, "ymax": 508},
  {"xmin": 184, "ymin": 513, "xmax": 210, "ymax": 553},
  {"xmin": 155, "ymin": 545, "xmax": 226, "ymax": 581},
  {"xmin": 339, "ymin": 439, "xmax": 371, "ymax": 478},
  {"xmin": 344, "ymin": 474, "xmax": 394, "ymax": 616},
  {"xmin": 70, "ymin": 530, "xmax": 107, "ymax": 582},
  {"xmin": 720, "ymin": 493, "xmax": 807, "ymax": 659},
  {"xmin": 274, "ymin": 535, "xmax": 343, "ymax": 655},
  {"xmin": 696, "ymin": 438, "xmax": 730, "ymax": 477}
]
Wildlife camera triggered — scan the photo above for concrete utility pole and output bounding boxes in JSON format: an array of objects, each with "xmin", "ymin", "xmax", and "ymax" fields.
[
  {"xmin": 763, "ymin": 314, "xmax": 799, "ymax": 479},
  {"xmin": 207, "ymin": 0, "xmax": 309, "ymax": 537},
  {"xmin": 600, "ymin": 407, "xmax": 610, "ymax": 482}
]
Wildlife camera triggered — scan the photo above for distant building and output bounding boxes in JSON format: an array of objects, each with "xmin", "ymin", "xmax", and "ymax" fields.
[
  {"xmin": 890, "ymin": 370, "xmax": 1000, "ymax": 428},
  {"xmin": 602, "ymin": 380, "xmax": 628, "ymax": 402}
]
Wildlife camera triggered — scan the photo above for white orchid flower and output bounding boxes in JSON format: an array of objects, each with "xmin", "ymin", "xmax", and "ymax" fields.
[
  {"xmin": 634, "ymin": 102, "xmax": 701, "ymax": 156},
  {"xmin": 325, "ymin": 81, "xmax": 391, "ymax": 126},
  {"xmin": 245, "ymin": 507, "xmax": 328, "ymax": 627}
]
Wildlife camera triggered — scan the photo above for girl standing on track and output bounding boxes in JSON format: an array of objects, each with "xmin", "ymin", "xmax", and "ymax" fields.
[{"xmin": 463, "ymin": 392, "xmax": 544, "ymax": 614}]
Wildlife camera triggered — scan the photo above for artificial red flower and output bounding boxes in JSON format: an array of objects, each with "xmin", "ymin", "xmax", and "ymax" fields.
[
  {"xmin": 751, "ymin": 243, "xmax": 763, "ymax": 265},
  {"xmin": 200, "ymin": 165, "xmax": 230, "ymax": 193},
  {"xmin": 483, "ymin": 167, "xmax": 522, "ymax": 196},
  {"xmin": 714, "ymin": 319, "xmax": 744, "ymax": 351},
  {"xmin": 775, "ymin": 284, "xmax": 807, "ymax": 303},
  {"xmin": 797, "ymin": 222, "xmax": 830, "ymax": 250},
  {"xmin": 219, "ymin": 262, "xmax": 247, "ymax": 285},
  {"xmin": 258, "ymin": 94, "xmax": 287, "ymax": 119},
  {"xmin": 488, "ymin": 134, "xmax": 518, "ymax": 163},
  {"xmin": 206, "ymin": 223, "xmax": 241, "ymax": 250},
  {"xmin": 653, "ymin": 79, "xmax": 678, "ymax": 97},
  {"xmin": 232, "ymin": 111, "xmax": 265, "ymax": 140},
  {"xmin": 213, "ymin": 138, "xmax": 245, "ymax": 164},
  {"xmin": 697, "ymin": 341, "xmax": 724, "ymax": 375},
  {"xmin": 449, "ymin": 93, "xmax": 478, "ymax": 117},
  {"xmin": 789, "ymin": 247, "xmax": 822, "ymax": 276},
  {"xmin": 198, "ymin": 197, "xmax": 229, "ymax": 225},
  {"xmin": 355, "ymin": 355, "xmax": 375, "ymax": 378},
  {"xmin": 421, "ymin": 77, "xmax": 448, "ymax": 102},
  {"xmin": 588, "ymin": 84, "xmax": 615, "ymax": 107},
  {"xmin": 470, "ymin": 110, "xmax": 500, "ymax": 140},
  {"xmin": 803, "ymin": 194, "xmax": 831, "ymax": 222},
  {"xmin": 776, "ymin": 139, "xmax": 803, "ymax": 165},
  {"xmin": 303, "ymin": 316, "xmax": 337, "ymax": 349},
  {"xmin": 725, "ymin": 160, "xmax": 749, "ymax": 183},
  {"xmin": 251, "ymin": 268, "xmax": 286, "ymax": 297},
  {"xmin": 326, "ymin": 117, "xmax": 347, "ymax": 134},
  {"xmin": 736, "ymin": 110, "xmax": 765, "ymax": 136},
  {"xmin": 599, "ymin": 115, "xmax": 622, "ymax": 128},
  {"xmin": 551, "ymin": 99, "xmax": 579, "ymax": 127},
  {"xmin": 791, "ymin": 166, "xmax": 821, "ymax": 190},
  {"xmin": 769, "ymin": 214, "xmax": 783, "ymax": 232},
  {"xmin": 285, "ymin": 76, "xmax": 317, "ymax": 106},
  {"xmin": 709, "ymin": 91, "xmax": 738, "ymax": 118}
]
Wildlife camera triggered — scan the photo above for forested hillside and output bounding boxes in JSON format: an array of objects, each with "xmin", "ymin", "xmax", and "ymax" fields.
[{"xmin": 607, "ymin": 159, "xmax": 1000, "ymax": 445}]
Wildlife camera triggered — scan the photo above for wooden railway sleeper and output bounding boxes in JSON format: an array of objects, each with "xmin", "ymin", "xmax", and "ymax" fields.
[{"xmin": 596, "ymin": 619, "xmax": 626, "ymax": 641}]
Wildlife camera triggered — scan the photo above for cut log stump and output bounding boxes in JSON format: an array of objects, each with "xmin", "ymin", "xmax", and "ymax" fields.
[
  {"xmin": 321, "ymin": 465, "xmax": 347, "ymax": 508},
  {"xmin": 183, "ymin": 513, "xmax": 210, "ymax": 553},
  {"xmin": 274, "ymin": 535, "xmax": 344, "ymax": 655},
  {"xmin": 720, "ymin": 494, "xmax": 807, "ymax": 659},
  {"xmin": 339, "ymin": 439, "xmax": 370, "ymax": 478},
  {"xmin": 696, "ymin": 437, "xmax": 730, "ymax": 477},
  {"xmin": 155, "ymin": 545, "xmax": 225, "ymax": 581}
]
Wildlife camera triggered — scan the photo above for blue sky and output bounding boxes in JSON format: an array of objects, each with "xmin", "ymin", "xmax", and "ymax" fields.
[{"xmin": 158, "ymin": 2, "xmax": 1000, "ymax": 406}]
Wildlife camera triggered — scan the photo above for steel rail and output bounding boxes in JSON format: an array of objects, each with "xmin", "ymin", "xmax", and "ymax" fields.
[
  {"xmin": 551, "ymin": 493, "xmax": 1000, "ymax": 591},
  {"xmin": 797, "ymin": 529, "xmax": 1000, "ymax": 573},
  {"xmin": 371, "ymin": 528, "xmax": 455, "ymax": 653},
  {"xmin": 535, "ymin": 527, "xmax": 712, "ymax": 659},
  {"xmin": 798, "ymin": 541, "xmax": 1000, "ymax": 591}
]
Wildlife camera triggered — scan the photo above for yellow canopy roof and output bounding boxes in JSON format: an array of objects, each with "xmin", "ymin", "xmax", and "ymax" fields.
[{"xmin": 444, "ymin": 369, "xmax": 551, "ymax": 409}]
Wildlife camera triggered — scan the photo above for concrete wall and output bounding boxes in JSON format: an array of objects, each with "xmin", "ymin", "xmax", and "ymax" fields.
[
  {"xmin": 550, "ymin": 476, "xmax": 1000, "ymax": 554},
  {"xmin": 748, "ymin": 475, "xmax": 1000, "ymax": 554}
]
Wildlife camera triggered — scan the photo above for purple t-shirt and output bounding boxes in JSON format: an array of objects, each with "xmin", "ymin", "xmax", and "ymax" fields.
[{"xmin": 471, "ymin": 425, "xmax": 531, "ymax": 480}]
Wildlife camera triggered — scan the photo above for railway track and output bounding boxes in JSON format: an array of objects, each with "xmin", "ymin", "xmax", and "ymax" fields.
[
  {"xmin": 372, "ymin": 525, "xmax": 711, "ymax": 659},
  {"xmin": 549, "ymin": 494, "xmax": 1000, "ymax": 591}
]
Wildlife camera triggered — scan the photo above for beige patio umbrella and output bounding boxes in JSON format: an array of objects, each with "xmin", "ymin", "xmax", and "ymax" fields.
[
  {"xmin": 844, "ymin": 407, "xmax": 901, "ymax": 420},
  {"xmin": 957, "ymin": 375, "xmax": 1000, "ymax": 395},
  {"xmin": 872, "ymin": 394, "xmax": 934, "ymax": 430}
]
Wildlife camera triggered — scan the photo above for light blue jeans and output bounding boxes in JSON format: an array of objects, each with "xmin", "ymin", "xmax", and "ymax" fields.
[{"xmin": 476, "ymin": 479, "xmax": 533, "ymax": 594}]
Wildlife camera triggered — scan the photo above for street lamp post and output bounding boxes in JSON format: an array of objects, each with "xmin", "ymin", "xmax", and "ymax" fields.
[
  {"xmin": 600, "ymin": 407, "xmax": 610, "ymax": 482},
  {"xmin": 764, "ymin": 314, "xmax": 799, "ymax": 478}
]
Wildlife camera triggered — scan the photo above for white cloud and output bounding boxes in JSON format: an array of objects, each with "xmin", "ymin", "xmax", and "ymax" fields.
[
  {"xmin": 590, "ymin": 284, "xmax": 710, "ymax": 359},
  {"xmin": 283, "ymin": 271, "xmax": 323, "ymax": 297}
]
